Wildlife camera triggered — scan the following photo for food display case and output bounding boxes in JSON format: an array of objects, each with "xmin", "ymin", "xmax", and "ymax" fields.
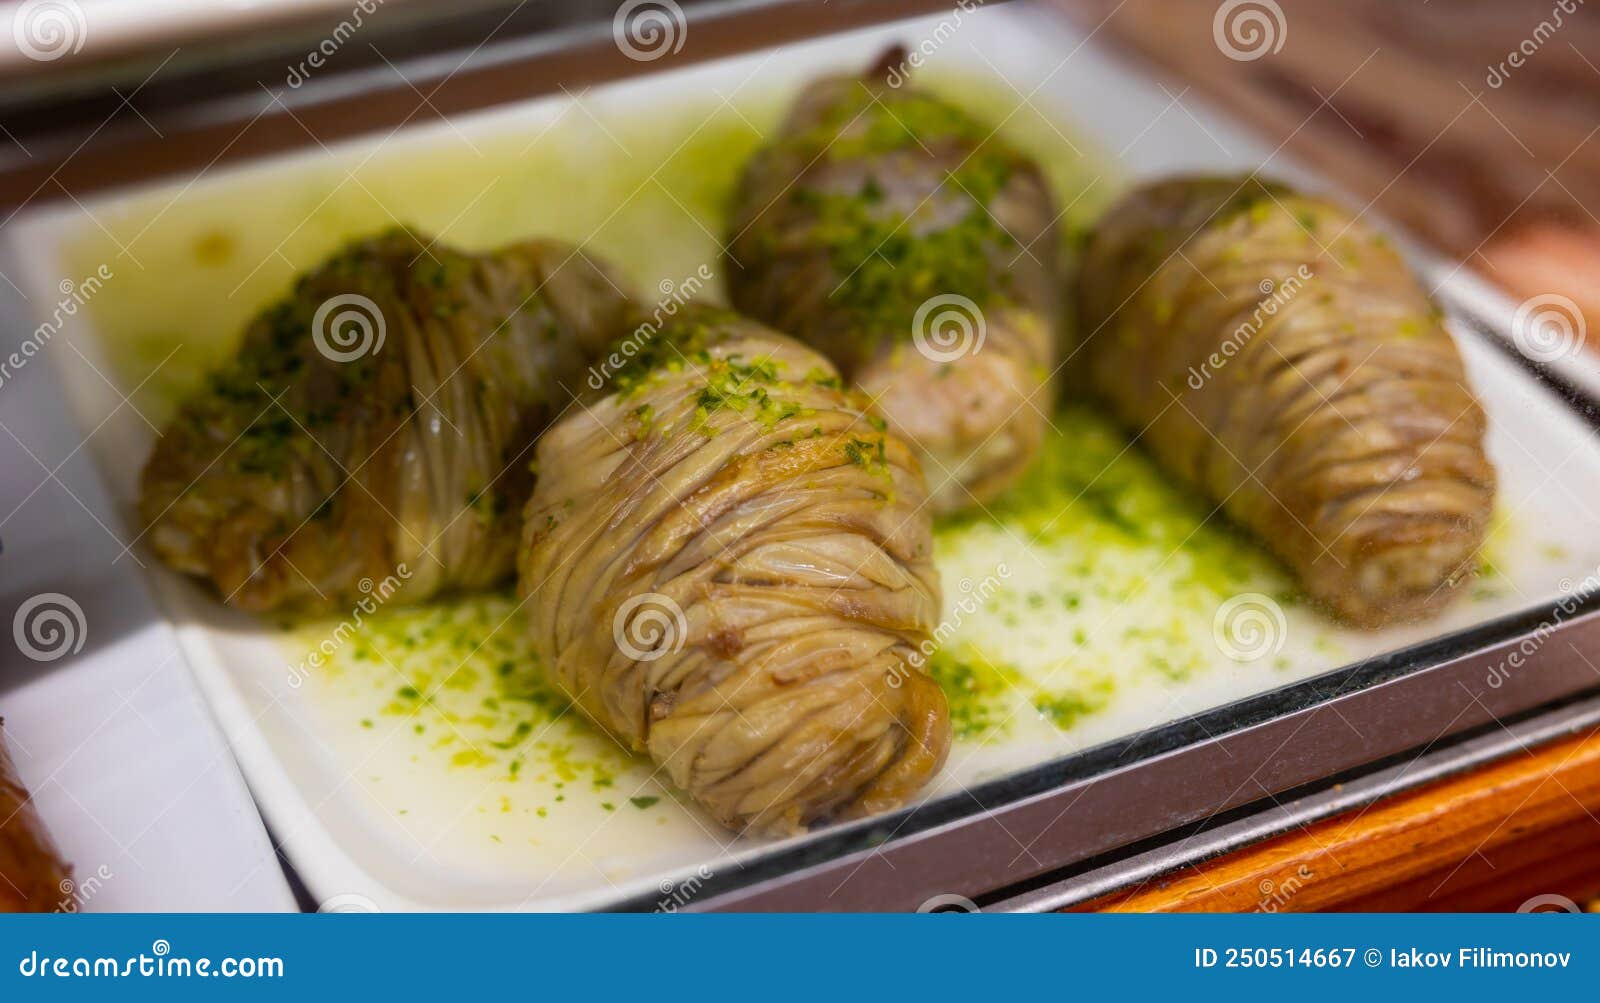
[{"xmin": 3, "ymin": 0, "xmax": 1598, "ymax": 912}]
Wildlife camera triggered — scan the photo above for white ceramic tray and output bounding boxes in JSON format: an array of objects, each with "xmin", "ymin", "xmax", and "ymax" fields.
[{"xmin": 9, "ymin": 3, "xmax": 1600, "ymax": 910}]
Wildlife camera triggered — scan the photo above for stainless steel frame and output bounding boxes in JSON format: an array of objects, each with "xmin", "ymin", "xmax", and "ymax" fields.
[
  {"xmin": 8, "ymin": 0, "xmax": 1599, "ymax": 912},
  {"xmin": 0, "ymin": 0, "xmax": 958, "ymax": 210},
  {"xmin": 998, "ymin": 688, "xmax": 1600, "ymax": 912}
]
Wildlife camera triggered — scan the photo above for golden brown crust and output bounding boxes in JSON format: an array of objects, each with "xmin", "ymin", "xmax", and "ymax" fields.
[
  {"xmin": 727, "ymin": 68, "xmax": 1061, "ymax": 514},
  {"xmin": 140, "ymin": 229, "xmax": 632, "ymax": 614},
  {"xmin": 1078, "ymin": 176, "xmax": 1495, "ymax": 626},
  {"xmin": 519, "ymin": 306, "xmax": 948, "ymax": 834}
]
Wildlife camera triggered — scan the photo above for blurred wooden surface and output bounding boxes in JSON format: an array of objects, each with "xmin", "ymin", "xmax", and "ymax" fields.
[
  {"xmin": 1078, "ymin": 724, "xmax": 1600, "ymax": 912},
  {"xmin": 0, "ymin": 720, "xmax": 72, "ymax": 913},
  {"xmin": 1056, "ymin": 0, "xmax": 1600, "ymax": 347}
]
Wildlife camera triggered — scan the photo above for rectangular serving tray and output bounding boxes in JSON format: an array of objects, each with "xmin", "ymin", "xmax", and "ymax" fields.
[{"xmin": 6, "ymin": 1, "xmax": 1600, "ymax": 911}]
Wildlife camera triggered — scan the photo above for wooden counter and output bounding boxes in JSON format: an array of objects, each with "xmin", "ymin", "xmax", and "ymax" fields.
[{"xmin": 1080, "ymin": 724, "xmax": 1600, "ymax": 912}]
